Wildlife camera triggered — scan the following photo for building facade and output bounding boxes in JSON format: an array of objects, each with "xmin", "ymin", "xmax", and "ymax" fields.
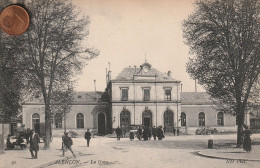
[
  {"xmin": 22, "ymin": 92, "xmax": 110, "ymax": 135},
  {"xmin": 106, "ymin": 62, "xmax": 181, "ymax": 132},
  {"xmin": 22, "ymin": 62, "xmax": 238, "ymax": 135},
  {"xmin": 181, "ymin": 92, "xmax": 236, "ymax": 134}
]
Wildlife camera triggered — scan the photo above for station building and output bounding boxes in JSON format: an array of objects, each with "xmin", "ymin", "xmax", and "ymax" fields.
[{"xmin": 22, "ymin": 61, "xmax": 237, "ymax": 135}]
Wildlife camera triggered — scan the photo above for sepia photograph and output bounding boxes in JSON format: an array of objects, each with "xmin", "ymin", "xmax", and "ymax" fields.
[{"xmin": 0, "ymin": 0, "xmax": 260, "ymax": 167}]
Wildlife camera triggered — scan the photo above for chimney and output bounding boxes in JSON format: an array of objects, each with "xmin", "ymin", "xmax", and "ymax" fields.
[
  {"xmin": 108, "ymin": 71, "xmax": 111, "ymax": 82},
  {"xmin": 167, "ymin": 71, "xmax": 172, "ymax": 77}
]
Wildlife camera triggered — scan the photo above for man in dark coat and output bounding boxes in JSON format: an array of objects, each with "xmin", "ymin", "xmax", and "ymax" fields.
[
  {"xmin": 115, "ymin": 126, "xmax": 122, "ymax": 141},
  {"xmin": 62, "ymin": 132, "xmax": 76, "ymax": 157},
  {"xmin": 157, "ymin": 127, "xmax": 164, "ymax": 140},
  {"xmin": 173, "ymin": 127, "xmax": 176, "ymax": 136},
  {"xmin": 29, "ymin": 129, "xmax": 40, "ymax": 159},
  {"xmin": 152, "ymin": 126, "xmax": 157, "ymax": 140},
  {"xmin": 84, "ymin": 129, "xmax": 92, "ymax": 147},
  {"xmin": 143, "ymin": 126, "xmax": 149, "ymax": 141},
  {"xmin": 243, "ymin": 125, "xmax": 252, "ymax": 152},
  {"xmin": 137, "ymin": 126, "xmax": 142, "ymax": 140}
]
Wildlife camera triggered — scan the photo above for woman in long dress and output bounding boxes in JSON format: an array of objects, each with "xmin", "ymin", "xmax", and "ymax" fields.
[{"xmin": 243, "ymin": 126, "xmax": 252, "ymax": 152}]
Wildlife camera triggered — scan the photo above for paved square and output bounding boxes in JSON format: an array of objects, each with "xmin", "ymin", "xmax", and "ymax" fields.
[{"xmin": 1, "ymin": 134, "xmax": 259, "ymax": 168}]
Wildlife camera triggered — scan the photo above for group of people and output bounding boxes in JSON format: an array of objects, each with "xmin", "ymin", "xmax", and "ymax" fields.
[
  {"xmin": 6, "ymin": 129, "xmax": 40, "ymax": 159},
  {"xmin": 5, "ymin": 124, "xmax": 253, "ymax": 160},
  {"xmin": 6, "ymin": 133, "xmax": 24, "ymax": 150},
  {"xmin": 115, "ymin": 126, "xmax": 166, "ymax": 141},
  {"xmin": 135, "ymin": 126, "xmax": 165, "ymax": 141}
]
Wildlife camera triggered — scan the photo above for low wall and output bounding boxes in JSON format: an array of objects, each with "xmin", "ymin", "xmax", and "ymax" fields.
[
  {"xmin": 179, "ymin": 126, "xmax": 237, "ymax": 135},
  {"xmin": 52, "ymin": 128, "xmax": 98, "ymax": 138}
]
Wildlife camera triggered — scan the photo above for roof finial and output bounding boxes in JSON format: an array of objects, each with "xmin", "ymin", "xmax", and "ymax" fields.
[{"xmin": 145, "ymin": 53, "xmax": 147, "ymax": 63}]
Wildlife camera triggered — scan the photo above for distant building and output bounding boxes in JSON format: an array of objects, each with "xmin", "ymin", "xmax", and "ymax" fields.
[
  {"xmin": 22, "ymin": 92, "xmax": 109, "ymax": 135},
  {"xmin": 181, "ymin": 92, "xmax": 236, "ymax": 134},
  {"xmin": 22, "ymin": 61, "xmax": 238, "ymax": 135}
]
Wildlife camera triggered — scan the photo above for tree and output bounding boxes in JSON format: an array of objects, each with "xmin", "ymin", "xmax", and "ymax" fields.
[
  {"xmin": 21, "ymin": 0, "xmax": 98, "ymax": 149},
  {"xmin": 50, "ymin": 85, "xmax": 74, "ymax": 132},
  {"xmin": 0, "ymin": 0, "xmax": 29, "ymax": 153},
  {"xmin": 183, "ymin": 0, "xmax": 260, "ymax": 147}
]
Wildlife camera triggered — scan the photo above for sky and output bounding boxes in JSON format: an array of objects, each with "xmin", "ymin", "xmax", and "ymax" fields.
[{"xmin": 72, "ymin": 0, "xmax": 204, "ymax": 92}]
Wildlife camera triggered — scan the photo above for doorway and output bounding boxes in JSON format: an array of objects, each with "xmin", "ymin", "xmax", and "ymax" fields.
[
  {"xmin": 142, "ymin": 110, "xmax": 152, "ymax": 127},
  {"xmin": 143, "ymin": 117, "xmax": 150, "ymax": 127},
  {"xmin": 98, "ymin": 113, "xmax": 106, "ymax": 135},
  {"xmin": 120, "ymin": 110, "xmax": 130, "ymax": 132},
  {"xmin": 164, "ymin": 110, "xmax": 173, "ymax": 132}
]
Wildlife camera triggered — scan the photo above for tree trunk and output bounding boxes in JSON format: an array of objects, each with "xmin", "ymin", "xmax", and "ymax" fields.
[
  {"xmin": 1, "ymin": 123, "xmax": 4, "ymax": 153},
  {"xmin": 236, "ymin": 111, "xmax": 244, "ymax": 148},
  {"xmin": 44, "ymin": 104, "xmax": 51, "ymax": 150}
]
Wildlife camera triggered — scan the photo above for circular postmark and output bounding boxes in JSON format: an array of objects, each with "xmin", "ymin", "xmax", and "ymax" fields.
[{"xmin": 0, "ymin": 5, "xmax": 30, "ymax": 36}]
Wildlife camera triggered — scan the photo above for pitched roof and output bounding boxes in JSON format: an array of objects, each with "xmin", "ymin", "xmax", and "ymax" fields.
[
  {"xmin": 114, "ymin": 67, "xmax": 179, "ymax": 82},
  {"xmin": 24, "ymin": 91, "xmax": 108, "ymax": 105},
  {"xmin": 181, "ymin": 92, "xmax": 213, "ymax": 105},
  {"xmin": 72, "ymin": 91, "xmax": 107, "ymax": 104}
]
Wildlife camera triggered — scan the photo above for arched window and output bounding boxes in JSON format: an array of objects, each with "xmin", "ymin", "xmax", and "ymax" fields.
[
  {"xmin": 199, "ymin": 112, "xmax": 205, "ymax": 126},
  {"xmin": 181, "ymin": 112, "xmax": 186, "ymax": 126},
  {"xmin": 217, "ymin": 112, "xmax": 224, "ymax": 126},
  {"xmin": 76, "ymin": 113, "xmax": 84, "ymax": 128},
  {"xmin": 54, "ymin": 113, "xmax": 62, "ymax": 129},
  {"xmin": 32, "ymin": 113, "xmax": 40, "ymax": 129}
]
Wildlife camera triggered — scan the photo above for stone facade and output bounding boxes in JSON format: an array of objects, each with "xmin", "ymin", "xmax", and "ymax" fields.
[
  {"xmin": 22, "ymin": 92, "xmax": 109, "ymax": 135},
  {"xmin": 106, "ymin": 62, "xmax": 181, "ymax": 132},
  {"xmin": 21, "ymin": 62, "xmax": 238, "ymax": 135}
]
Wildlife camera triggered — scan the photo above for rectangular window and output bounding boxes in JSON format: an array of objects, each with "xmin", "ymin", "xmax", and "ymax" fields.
[
  {"xmin": 165, "ymin": 90, "xmax": 171, "ymax": 101},
  {"xmin": 121, "ymin": 88, "xmax": 128, "ymax": 101},
  {"xmin": 143, "ymin": 89, "xmax": 150, "ymax": 101}
]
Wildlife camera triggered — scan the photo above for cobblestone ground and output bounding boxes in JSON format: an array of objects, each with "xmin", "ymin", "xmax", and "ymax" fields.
[{"xmin": 1, "ymin": 134, "xmax": 260, "ymax": 168}]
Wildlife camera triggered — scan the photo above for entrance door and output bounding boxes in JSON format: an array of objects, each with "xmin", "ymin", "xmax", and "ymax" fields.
[
  {"xmin": 144, "ymin": 117, "xmax": 150, "ymax": 127},
  {"xmin": 120, "ymin": 110, "xmax": 130, "ymax": 132},
  {"xmin": 98, "ymin": 113, "xmax": 106, "ymax": 135},
  {"xmin": 142, "ymin": 110, "xmax": 152, "ymax": 127},
  {"xmin": 164, "ymin": 110, "xmax": 173, "ymax": 132}
]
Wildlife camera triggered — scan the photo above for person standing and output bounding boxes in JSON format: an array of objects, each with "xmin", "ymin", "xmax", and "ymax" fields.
[
  {"xmin": 152, "ymin": 126, "xmax": 157, "ymax": 140},
  {"xmin": 143, "ymin": 126, "xmax": 149, "ymax": 141},
  {"xmin": 115, "ymin": 126, "xmax": 122, "ymax": 141},
  {"xmin": 129, "ymin": 131, "xmax": 135, "ymax": 141},
  {"xmin": 29, "ymin": 129, "xmax": 40, "ymax": 159},
  {"xmin": 243, "ymin": 125, "xmax": 252, "ymax": 152},
  {"xmin": 62, "ymin": 132, "xmax": 76, "ymax": 157},
  {"xmin": 84, "ymin": 129, "xmax": 92, "ymax": 147},
  {"xmin": 173, "ymin": 127, "xmax": 176, "ymax": 136},
  {"xmin": 137, "ymin": 126, "xmax": 142, "ymax": 141},
  {"xmin": 157, "ymin": 127, "xmax": 164, "ymax": 140},
  {"xmin": 177, "ymin": 128, "xmax": 180, "ymax": 136}
]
